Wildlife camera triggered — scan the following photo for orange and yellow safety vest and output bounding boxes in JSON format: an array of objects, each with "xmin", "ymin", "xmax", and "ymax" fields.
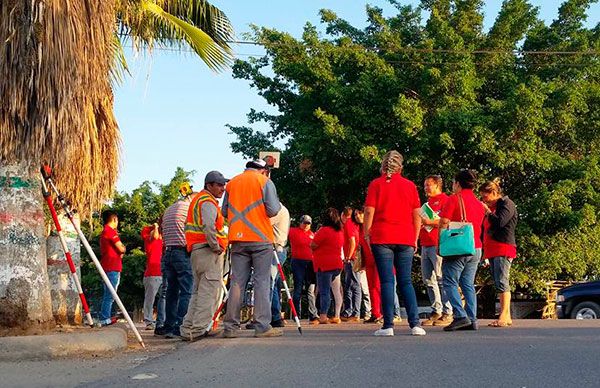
[{"xmin": 184, "ymin": 190, "xmax": 228, "ymax": 252}]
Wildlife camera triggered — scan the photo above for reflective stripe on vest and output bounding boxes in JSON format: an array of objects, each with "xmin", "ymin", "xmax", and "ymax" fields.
[
  {"xmin": 226, "ymin": 170, "xmax": 274, "ymax": 243},
  {"xmin": 184, "ymin": 190, "xmax": 228, "ymax": 251}
]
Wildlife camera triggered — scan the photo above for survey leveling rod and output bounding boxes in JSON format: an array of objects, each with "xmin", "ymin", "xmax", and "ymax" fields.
[
  {"xmin": 274, "ymin": 249, "xmax": 302, "ymax": 335},
  {"xmin": 41, "ymin": 165, "xmax": 145, "ymax": 348},
  {"xmin": 41, "ymin": 178, "xmax": 94, "ymax": 327}
]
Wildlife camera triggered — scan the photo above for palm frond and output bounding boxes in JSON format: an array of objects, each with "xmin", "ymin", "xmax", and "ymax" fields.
[
  {"xmin": 159, "ymin": 0, "xmax": 235, "ymax": 50},
  {"xmin": 110, "ymin": 33, "xmax": 131, "ymax": 85},
  {"xmin": 141, "ymin": 1, "xmax": 233, "ymax": 71}
]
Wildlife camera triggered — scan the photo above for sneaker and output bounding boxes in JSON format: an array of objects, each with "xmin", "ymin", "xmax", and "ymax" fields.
[
  {"xmin": 374, "ymin": 327, "xmax": 394, "ymax": 336},
  {"xmin": 165, "ymin": 330, "xmax": 180, "ymax": 339},
  {"xmin": 421, "ymin": 312, "xmax": 442, "ymax": 326},
  {"xmin": 411, "ymin": 326, "xmax": 427, "ymax": 336},
  {"xmin": 270, "ymin": 320, "xmax": 285, "ymax": 328},
  {"xmin": 154, "ymin": 326, "xmax": 169, "ymax": 336},
  {"xmin": 341, "ymin": 315, "xmax": 360, "ymax": 322},
  {"xmin": 443, "ymin": 317, "xmax": 472, "ymax": 332},
  {"xmin": 244, "ymin": 322, "xmax": 256, "ymax": 330},
  {"xmin": 223, "ymin": 329, "xmax": 238, "ymax": 339},
  {"xmin": 457, "ymin": 321, "xmax": 479, "ymax": 331},
  {"xmin": 393, "ymin": 316, "xmax": 402, "ymax": 323},
  {"xmin": 433, "ymin": 313, "xmax": 453, "ymax": 327},
  {"xmin": 319, "ymin": 317, "xmax": 329, "ymax": 324},
  {"xmin": 309, "ymin": 319, "xmax": 320, "ymax": 325},
  {"xmin": 328, "ymin": 317, "xmax": 341, "ymax": 324},
  {"xmin": 180, "ymin": 332, "xmax": 206, "ymax": 342},
  {"xmin": 254, "ymin": 327, "xmax": 283, "ymax": 338},
  {"xmin": 363, "ymin": 316, "xmax": 383, "ymax": 324},
  {"xmin": 100, "ymin": 317, "xmax": 118, "ymax": 327},
  {"xmin": 145, "ymin": 323, "xmax": 156, "ymax": 331}
]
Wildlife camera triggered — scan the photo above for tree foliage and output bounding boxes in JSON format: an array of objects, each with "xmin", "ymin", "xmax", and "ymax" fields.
[{"xmin": 228, "ymin": 0, "xmax": 600, "ymax": 292}]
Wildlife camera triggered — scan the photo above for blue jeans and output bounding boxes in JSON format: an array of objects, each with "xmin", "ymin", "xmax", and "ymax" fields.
[
  {"xmin": 156, "ymin": 276, "xmax": 167, "ymax": 327},
  {"xmin": 342, "ymin": 262, "xmax": 362, "ymax": 317},
  {"xmin": 421, "ymin": 246, "xmax": 452, "ymax": 315},
  {"xmin": 100, "ymin": 271, "xmax": 120, "ymax": 324},
  {"xmin": 442, "ymin": 249, "xmax": 482, "ymax": 322},
  {"xmin": 317, "ymin": 269, "xmax": 342, "ymax": 315},
  {"xmin": 162, "ymin": 247, "xmax": 193, "ymax": 334},
  {"xmin": 291, "ymin": 259, "xmax": 318, "ymax": 320},
  {"xmin": 271, "ymin": 250, "xmax": 287, "ymax": 322},
  {"xmin": 372, "ymin": 244, "xmax": 420, "ymax": 329}
]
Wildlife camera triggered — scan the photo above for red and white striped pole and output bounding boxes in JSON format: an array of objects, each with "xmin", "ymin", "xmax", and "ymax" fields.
[
  {"xmin": 205, "ymin": 273, "xmax": 230, "ymax": 333},
  {"xmin": 41, "ymin": 178, "xmax": 94, "ymax": 327},
  {"xmin": 274, "ymin": 249, "xmax": 302, "ymax": 335},
  {"xmin": 41, "ymin": 165, "xmax": 145, "ymax": 349}
]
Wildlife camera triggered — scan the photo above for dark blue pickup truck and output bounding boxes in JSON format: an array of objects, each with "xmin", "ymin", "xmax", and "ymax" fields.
[{"xmin": 556, "ymin": 281, "xmax": 600, "ymax": 319}]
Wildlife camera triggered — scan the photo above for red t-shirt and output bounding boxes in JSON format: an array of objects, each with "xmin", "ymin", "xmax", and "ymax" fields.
[
  {"xmin": 343, "ymin": 219, "xmax": 359, "ymax": 259},
  {"xmin": 288, "ymin": 227, "xmax": 314, "ymax": 261},
  {"xmin": 364, "ymin": 173, "xmax": 421, "ymax": 246},
  {"xmin": 482, "ymin": 204, "xmax": 517, "ymax": 259},
  {"xmin": 440, "ymin": 189, "xmax": 486, "ymax": 249},
  {"xmin": 100, "ymin": 225, "xmax": 123, "ymax": 272},
  {"xmin": 141, "ymin": 226, "xmax": 163, "ymax": 277},
  {"xmin": 312, "ymin": 226, "xmax": 344, "ymax": 272},
  {"xmin": 419, "ymin": 193, "xmax": 449, "ymax": 247}
]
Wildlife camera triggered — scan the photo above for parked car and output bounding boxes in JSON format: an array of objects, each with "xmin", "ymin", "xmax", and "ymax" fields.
[{"xmin": 556, "ymin": 280, "xmax": 600, "ymax": 319}]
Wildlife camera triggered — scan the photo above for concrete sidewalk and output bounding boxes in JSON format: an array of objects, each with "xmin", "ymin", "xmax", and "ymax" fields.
[{"xmin": 0, "ymin": 327, "xmax": 127, "ymax": 361}]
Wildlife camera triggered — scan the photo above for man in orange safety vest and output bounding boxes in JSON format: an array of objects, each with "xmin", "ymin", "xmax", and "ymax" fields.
[
  {"xmin": 180, "ymin": 171, "xmax": 229, "ymax": 341},
  {"xmin": 222, "ymin": 159, "xmax": 282, "ymax": 338}
]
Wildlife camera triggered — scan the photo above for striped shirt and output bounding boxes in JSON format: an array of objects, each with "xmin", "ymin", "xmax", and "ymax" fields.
[{"xmin": 161, "ymin": 199, "xmax": 191, "ymax": 247}]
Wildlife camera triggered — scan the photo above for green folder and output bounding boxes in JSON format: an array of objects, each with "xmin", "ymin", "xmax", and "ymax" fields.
[{"xmin": 420, "ymin": 203, "xmax": 439, "ymax": 232}]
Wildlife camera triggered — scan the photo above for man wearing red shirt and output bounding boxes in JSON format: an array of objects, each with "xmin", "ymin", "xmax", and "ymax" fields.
[
  {"xmin": 141, "ymin": 222, "xmax": 163, "ymax": 330},
  {"xmin": 419, "ymin": 176, "xmax": 452, "ymax": 326},
  {"xmin": 289, "ymin": 215, "xmax": 318, "ymax": 323},
  {"xmin": 99, "ymin": 210, "xmax": 126, "ymax": 326},
  {"xmin": 341, "ymin": 207, "xmax": 362, "ymax": 322}
]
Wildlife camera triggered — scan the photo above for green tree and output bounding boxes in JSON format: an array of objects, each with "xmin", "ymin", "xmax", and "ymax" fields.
[{"xmin": 228, "ymin": 0, "xmax": 600, "ymax": 292}]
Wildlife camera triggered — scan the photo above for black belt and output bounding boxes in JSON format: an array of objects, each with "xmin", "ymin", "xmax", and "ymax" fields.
[{"xmin": 165, "ymin": 245, "xmax": 187, "ymax": 251}]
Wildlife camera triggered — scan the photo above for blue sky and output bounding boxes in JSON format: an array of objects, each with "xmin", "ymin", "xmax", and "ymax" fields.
[{"xmin": 114, "ymin": 0, "xmax": 599, "ymax": 192}]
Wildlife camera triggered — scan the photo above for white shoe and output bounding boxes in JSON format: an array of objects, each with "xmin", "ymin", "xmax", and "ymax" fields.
[
  {"xmin": 374, "ymin": 328, "xmax": 394, "ymax": 336},
  {"xmin": 411, "ymin": 326, "xmax": 426, "ymax": 336}
]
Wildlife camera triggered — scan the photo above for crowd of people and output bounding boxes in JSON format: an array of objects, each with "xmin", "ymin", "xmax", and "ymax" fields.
[{"xmin": 97, "ymin": 150, "xmax": 518, "ymax": 338}]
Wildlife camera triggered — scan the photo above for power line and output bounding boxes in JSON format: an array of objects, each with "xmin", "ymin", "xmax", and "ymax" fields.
[
  {"xmin": 226, "ymin": 40, "xmax": 600, "ymax": 56},
  {"xmin": 122, "ymin": 44, "xmax": 597, "ymax": 68}
]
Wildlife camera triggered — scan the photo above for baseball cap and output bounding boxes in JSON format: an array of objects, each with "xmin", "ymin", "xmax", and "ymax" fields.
[
  {"xmin": 204, "ymin": 171, "xmax": 229, "ymax": 185},
  {"xmin": 300, "ymin": 215, "xmax": 312, "ymax": 224},
  {"xmin": 245, "ymin": 159, "xmax": 268, "ymax": 170}
]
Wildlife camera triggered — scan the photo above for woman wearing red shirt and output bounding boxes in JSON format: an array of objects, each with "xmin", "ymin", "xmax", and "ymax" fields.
[
  {"xmin": 363, "ymin": 151, "xmax": 425, "ymax": 337},
  {"xmin": 141, "ymin": 223, "xmax": 163, "ymax": 330},
  {"xmin": 289, "ymin": 215, "xmax": 319, "ymax": 323},
  {"xmin": 311, "ymin": 208, "xmax": 344, "ymax": 324},
  {"xmin": 480, "ymin": 179, "xmax": 517, "ymax": 328},
  {"xmin": 439, "ymin": 169, "xmax": 486, "ymax": 332}
]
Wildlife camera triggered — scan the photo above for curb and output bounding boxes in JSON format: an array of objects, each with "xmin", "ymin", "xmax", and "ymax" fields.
[{"xmin": 0, "ymin": 328, "xmax": 128, "ymax": 361}]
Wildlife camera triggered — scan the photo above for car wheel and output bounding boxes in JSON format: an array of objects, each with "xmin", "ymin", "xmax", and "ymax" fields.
[{"xmin": 570, "ymin": 301, "xmax": 600, "ymax": 319}]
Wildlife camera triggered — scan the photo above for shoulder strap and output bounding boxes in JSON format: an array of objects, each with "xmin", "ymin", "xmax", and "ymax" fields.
[{"xmin": 458, "ymin": 193, "xmax": 467, "ymax": 223}]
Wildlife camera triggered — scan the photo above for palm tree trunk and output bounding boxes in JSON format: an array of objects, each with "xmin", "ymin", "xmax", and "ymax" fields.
[{"xmin": 0, "ymin": 163, "xmax": 53, "ymax": 334}]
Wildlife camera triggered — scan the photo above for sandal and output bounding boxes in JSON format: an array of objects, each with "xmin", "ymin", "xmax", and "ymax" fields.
[{"xmin": 488, "ymin": 320, "xmax": 510, "ymax": 327}]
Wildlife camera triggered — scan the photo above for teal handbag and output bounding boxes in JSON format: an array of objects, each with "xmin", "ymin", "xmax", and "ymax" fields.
[{"xmin": 439, "ymin": 194, "xmax": 476, "ymax": 257}]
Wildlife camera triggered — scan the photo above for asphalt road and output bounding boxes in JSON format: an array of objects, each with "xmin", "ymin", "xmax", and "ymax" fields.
[{"xmin": 1, "ymin": 319, "xmax": 599, "ymax": 388}]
